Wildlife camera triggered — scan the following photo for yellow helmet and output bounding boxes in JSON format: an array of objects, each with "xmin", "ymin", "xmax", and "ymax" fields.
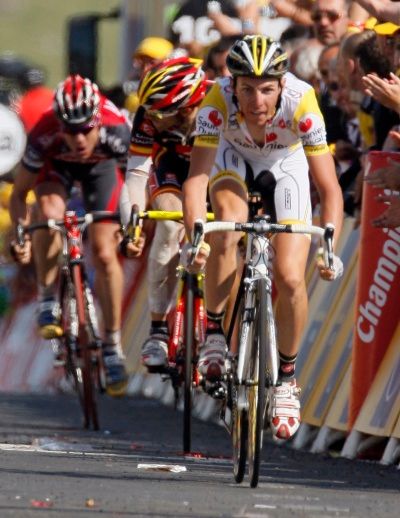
[{"xmin": 133, "ymin": 37, "xmax": 174, "ymax": 60}]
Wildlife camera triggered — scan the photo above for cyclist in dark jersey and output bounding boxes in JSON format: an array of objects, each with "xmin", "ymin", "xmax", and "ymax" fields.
[
  {"xmin": 9, "ymin": 74, "xmax": 131, "ymax": 396},
  {"xmin": 119, "ymin": 57, "xmax": 209, "ymax": 370}
]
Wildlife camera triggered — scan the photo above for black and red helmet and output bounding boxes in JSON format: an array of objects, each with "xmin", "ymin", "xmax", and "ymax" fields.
[{"xmin": 54, "ymin": 74, "xmax": 100, "ymax": 126}]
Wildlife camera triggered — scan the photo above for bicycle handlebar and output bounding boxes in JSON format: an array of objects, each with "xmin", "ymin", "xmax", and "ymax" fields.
[
  {"xmin": 16, "ymin": 211, "xmax": 121, "ymax": 245},
  {"xmin": 191, "ymin": 218, "xmax": 335, "ymax": 270},
  {"xmin": 123, "ymin": 204, "xmax": 215, "ymax": 244}
]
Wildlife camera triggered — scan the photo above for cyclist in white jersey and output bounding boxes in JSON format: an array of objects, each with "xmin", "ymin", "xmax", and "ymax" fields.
[{"xmin": 183, "ymin": 35, "xmax": 344, "ymax": 440}]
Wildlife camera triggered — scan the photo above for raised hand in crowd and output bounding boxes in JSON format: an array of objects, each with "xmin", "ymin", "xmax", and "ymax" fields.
[
  {"xmin": 371, "ymin": 193, "xmax": 400, "ymax": 228},
  {"xmin": 384, "ymin": 126, "xmax": 400, "ymax": 150},
  {"xmin": 269, "ymin": 0, "xmax": 314, "ymax": 27},
  {"xmin": 362, "ymin": 72, "xmax": 400, "ymax": 114},
  {"xmin": 354, "ymin": 0, "xmax": 400, "ymax": 24},
  {"xmin": 364, "ymin": 157, "xmax": 400, "ymax": 190}
]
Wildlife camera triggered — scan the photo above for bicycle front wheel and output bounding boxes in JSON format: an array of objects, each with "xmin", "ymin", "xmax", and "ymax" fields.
[
  {"xmin": 231, "ymin": 294, "xmax": 249, "ymax": 484},
  {"xmin": 248, "ymin": 278, "xmax": 267, "ymax": 488},
  {"xmin": 232, "ymin": 383, "xmax": 248, "ymax": 483},
  {"xmin": 72, "ymin": 264, "xmax": 99, "ymax": 430}
]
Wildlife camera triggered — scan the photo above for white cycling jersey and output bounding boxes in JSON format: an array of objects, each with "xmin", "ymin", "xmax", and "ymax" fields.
[{"xmin": 194, "ymin": 73, "xmax": 330, "ymax": 224}]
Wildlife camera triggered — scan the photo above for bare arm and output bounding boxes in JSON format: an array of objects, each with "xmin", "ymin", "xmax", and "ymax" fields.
[
  {"xmin": 9, "ymin": 164, "xmax": 37, "ymax": 263},
  {"xmin": 308, "ymin": 152, "xmax": 344, "ymax": 280},
  {"xmin": 183, "ymin": 144, "xmax": 217, "ymax": 236},
  {"xmin": 9, "ymin": 164, "xmax": 37, "ymax": 230},
  {"xmin": 208, "ymin": 0, "xmax": 258, "ymax": 35},
  {"xmin": 348, "ymin": 1, "xmax": 370, "ymax": 24},
  {"xmin": 353, "ymin": 0, "xmax": 400, "ymax": 25},
  {"xmin": 270, "ymin": 0, "xmax": 313, "ymax": 26},
  {"xmin": 308, "ymin": 152, "xmax": 344, "ymax": 243}
]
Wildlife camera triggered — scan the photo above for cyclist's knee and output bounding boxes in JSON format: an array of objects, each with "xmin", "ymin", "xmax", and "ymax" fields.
[
  {"xmin": 274, "ymin": 270, "xmax": 306, "ymax": 298},
  {"xmin": 92, "ymin": 244, "xmax": 119, "ymax": 268},
  {"xmin": 209, "ymin": 229, "xmax": 241, "ymax": 255},
  {"xmin": 149, "ymin": 220, "xmax": 183, "ymax": 261}
]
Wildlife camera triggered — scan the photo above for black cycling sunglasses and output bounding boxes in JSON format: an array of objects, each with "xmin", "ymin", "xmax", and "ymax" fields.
[{"xmin": 62, "ymin": 124, "xmax": 95, "ymax": 136}]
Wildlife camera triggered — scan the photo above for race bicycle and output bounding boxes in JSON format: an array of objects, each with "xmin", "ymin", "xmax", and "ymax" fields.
[
  {"xmin": 124, "ymin": 206, "xmax": 214, "ymax": 453},
  {"xmin": 190, "ymin": 208, "xmax": 335, "ymax": 487},
  {"xmin": 17, "ymin": 210, "xmax": 120, "ymax": 430}
]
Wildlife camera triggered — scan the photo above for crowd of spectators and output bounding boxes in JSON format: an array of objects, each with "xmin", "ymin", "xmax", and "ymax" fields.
[{"xmin": 163, "ymin": 0, "xmax": 400, "ymax": 228}]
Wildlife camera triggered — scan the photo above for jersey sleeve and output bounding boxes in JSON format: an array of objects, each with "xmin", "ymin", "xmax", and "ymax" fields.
[
  {"xmin": 127, "ymin": 106, "xmax": 155, "ymax": 172},
  {"xmin": 21, "ymin": 115, "xmax": 53, "ymax": 172},
  {"xmin": 193, "ymin": 82, "xmax": 227, "ymax": 149},
  {"xmin": 293, "ymin": 88, "xmax": 329, "ymax": 156}
]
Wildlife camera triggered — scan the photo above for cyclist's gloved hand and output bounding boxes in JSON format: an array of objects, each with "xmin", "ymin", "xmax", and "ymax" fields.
[
  {"xmin": 119, "ymin": 233, "xmax": 146, "ymax": 259},
  {"xmin": 9, "ymin": 238, "xmax": 32, "ymax": 264},
  {"xmin": 180, "ymin": 241, "xmax": 211, "ymax": 273},
  {"xmin": 316, "ymin": 247, "xmax": 344, "ymax": 281}
]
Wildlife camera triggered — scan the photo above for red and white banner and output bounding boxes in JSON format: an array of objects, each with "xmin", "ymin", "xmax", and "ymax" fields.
[{"xmin": 349, "ymin": 151, "xmax": 400, "ymax": 427}]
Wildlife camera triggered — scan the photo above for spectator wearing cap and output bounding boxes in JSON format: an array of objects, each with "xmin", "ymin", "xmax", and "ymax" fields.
[
  {"xmin": 124, "ymin": 36, "xmax": 174, "ymax": 117},
  {"xmin": 132, "ymin": 37, "xmax": 174, "ymax": 79},
  {"xmin": 362, "ymin": 22, "xmax": 400, "ymax": 151},
  {"xmin": 372, "ymin": 21, "xmax": 400, "ymax": 64}
]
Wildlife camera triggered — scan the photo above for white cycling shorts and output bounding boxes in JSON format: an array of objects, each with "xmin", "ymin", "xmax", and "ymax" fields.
[{"xmin": 209, "ymin": 135, "xmax": 312, "ymax": 225}]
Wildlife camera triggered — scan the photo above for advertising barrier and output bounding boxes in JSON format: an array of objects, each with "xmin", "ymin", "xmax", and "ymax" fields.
[
  {"xmin": 349, "ymin": 151, "xmax": 400, "ymax": 427},
  {"xmin": 353, "ymin": 322, "xmax": 400, "ymax": 438}
]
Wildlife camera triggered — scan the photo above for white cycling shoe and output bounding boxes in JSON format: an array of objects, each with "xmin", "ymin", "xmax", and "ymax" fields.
[
  {"xmin": 141, "ymin": 334, "xmax": 168, "ymax": 368},
  {"xmin": 269, "ymin": 379, "xmax": 301, "ymax": 440},
  {"xmin": 198, "ymin": 333, "xmax": 227, "ymax": 381}
]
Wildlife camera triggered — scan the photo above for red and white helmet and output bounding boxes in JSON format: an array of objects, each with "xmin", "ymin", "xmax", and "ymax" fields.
[
  {"xmin": 54, "ymin": 74, "xmax": 100, "ymax": 126},
  {"xmin": 137, "ymin": 57, "xmax": 207, "ymax": 116}
]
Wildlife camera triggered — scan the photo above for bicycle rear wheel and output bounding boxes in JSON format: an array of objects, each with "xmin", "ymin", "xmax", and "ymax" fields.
[
  {"xmin": 72, "ymin": 264, "xmax": 99, "ymax": 430},
  {"xmin": 248, "ymin": 278, "xmax": 267, "ymax": 488},
  {"xmin": 183, "ymin": 273, "xmax": 194, "ymax": 453}
]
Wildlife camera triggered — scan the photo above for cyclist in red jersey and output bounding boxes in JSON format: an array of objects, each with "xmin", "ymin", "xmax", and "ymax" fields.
[
  {"xmin": 9, "ymin": 74, "xmax": 131, "ymax": 396},
  {"xmin": 119, "ymin": 57, "xmax": 209, "ymax": 370}
]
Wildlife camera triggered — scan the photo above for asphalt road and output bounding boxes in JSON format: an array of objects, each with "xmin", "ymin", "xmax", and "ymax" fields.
[{"xmin": 0, "ymin": 381, "xmax": 398, "ymax": 518}]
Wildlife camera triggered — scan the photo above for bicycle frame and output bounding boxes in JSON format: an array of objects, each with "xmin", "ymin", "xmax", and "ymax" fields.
[
  {"xmin": 17, "ymin": 210, "xmax": 119, "ymax": 430},
  {"xmin": 191, "ymin": 215, "xmax": 335, "ymax": 486},
  {"xmin": 235, "ymin": 228, "xmax": 278, "ymax": 391},
  {"xmin": 169, "ymin": 266, "xmax": 206, "ymax": 377},
  {"xmin": 124, "ymin": 205, "xmax": 212, "ymax": 453}
]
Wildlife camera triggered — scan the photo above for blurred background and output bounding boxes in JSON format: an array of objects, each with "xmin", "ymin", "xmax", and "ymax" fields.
[{"xmin": 0, "ymin": 0, "xmax": 179, "ymax": 89}]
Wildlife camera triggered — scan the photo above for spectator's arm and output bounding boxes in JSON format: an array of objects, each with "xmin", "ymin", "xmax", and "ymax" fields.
[
  {"xmin": 270, "ymin": 0, "xmax": 313, "ymax": 26},
  {"xmin": 354, "ymin": 0, "xmax": 400, "ymax": 25},
  {"xmin": 207, "ymin": 0, "xmax": 257, "ymax": 35}
]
